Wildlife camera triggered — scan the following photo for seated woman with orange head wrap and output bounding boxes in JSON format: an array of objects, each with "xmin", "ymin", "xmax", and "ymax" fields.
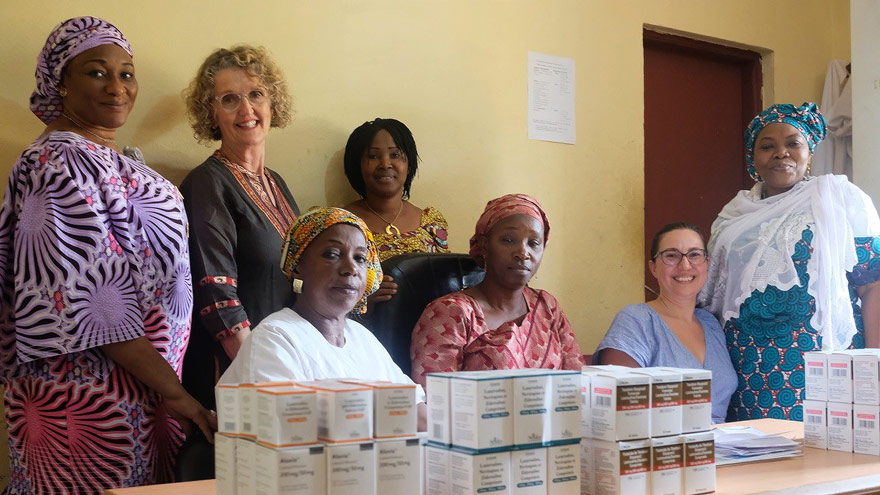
[
  {"xmin": 220, "ymin": 207, "xmax": 423, "ymax": 403},
  {"xmin": 410, "ymin": 194, "xmax": 584, "ymax": 387}
]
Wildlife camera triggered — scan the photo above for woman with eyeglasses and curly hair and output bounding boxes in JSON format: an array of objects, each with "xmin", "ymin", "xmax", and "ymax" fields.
[
  {"xmin": 595, "ymin": 223, "xmax": 737, "ymax": 424},
  {"xmin": 179, "ymin": 45, "xmax": 300, "ymax": 413}
]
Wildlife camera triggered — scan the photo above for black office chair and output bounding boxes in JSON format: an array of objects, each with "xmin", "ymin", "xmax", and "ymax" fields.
[{"xmin": 359, "ymin": 252, "xmax": 485, "ymax": 376}]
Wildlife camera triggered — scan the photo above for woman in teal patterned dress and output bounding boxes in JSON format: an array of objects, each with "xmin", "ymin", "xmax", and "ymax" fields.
[{"xmin": 701, "ymin": 102, "xmax": 880, "ymax": 421}]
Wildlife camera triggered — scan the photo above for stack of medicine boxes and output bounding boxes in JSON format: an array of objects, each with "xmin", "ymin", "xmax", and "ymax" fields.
[
  {"xmin": 425, "ymin": 369, "xmax": 582, "ymax": 495},
  {"xmin": 580, "ymin": 365, "xmax": 716, "ymax": 495},
  {"xmin": 215, "ymin": 378, "xmax": 421, "ymax": 495},
  {"xmin": 804, "ymin": 349, "xmax": 880, "ymax": 455}
]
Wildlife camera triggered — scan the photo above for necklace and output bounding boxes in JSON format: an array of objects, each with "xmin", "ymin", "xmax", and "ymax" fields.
[
  {"xmin": 214, "ymin": 151, "xmax": 278, "ymax": 208},
  {"xmin": 364, "ymin": 200, "xmax": 403, "ymax": 236},
  {"xmin": 62, "ymin": 113, "xmax": 117, "ymax": 146},
  {"xmin": 216, "ymin": 151, "xmax": 263, "ymax": 179}
]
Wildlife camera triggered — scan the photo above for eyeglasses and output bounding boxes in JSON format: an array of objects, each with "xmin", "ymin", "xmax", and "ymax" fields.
[
  {"xmin": 653, "ymin": 248, "xmax": 708, "ymax": 266},
  {"xmin": 213, "ymin": 89, "xmax": 268, "ymax": 113}
]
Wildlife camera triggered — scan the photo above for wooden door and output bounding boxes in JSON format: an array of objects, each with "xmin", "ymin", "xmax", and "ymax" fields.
[{"xmin": 643, "ymin": 30, "xmax": 761, "ymax": 299}]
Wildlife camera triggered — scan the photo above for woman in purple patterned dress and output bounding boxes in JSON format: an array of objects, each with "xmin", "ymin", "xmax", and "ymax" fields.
[{"xmin": 0, "ymin": 17, "xmax": 215, "ymax": 493}]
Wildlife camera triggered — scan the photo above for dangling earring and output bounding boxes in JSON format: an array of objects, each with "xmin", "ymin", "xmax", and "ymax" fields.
[
  {"xmin": 292, "ymin": 278, "xmax": 303, "ymax": 294},
  {"xmin": 59, "ymin": 87, "xmax": 68, "ymax": 97},
  {"xmin": 806, "ymin": 162, "xmax": 812, "ymax": 177}
]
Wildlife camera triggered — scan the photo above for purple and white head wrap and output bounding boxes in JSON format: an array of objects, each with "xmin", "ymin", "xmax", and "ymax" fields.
[{"xmin": 30, "ymin": 16, "xmax": 132, "ymax": 124}]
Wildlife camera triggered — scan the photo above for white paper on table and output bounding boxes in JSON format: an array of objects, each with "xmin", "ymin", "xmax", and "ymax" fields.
[
  {"xmin": 715, "ymin": 450, "xmax": 803, "ymax": 466},
  {"xmin": 527, "ymin": 51, "xmax": 575, "ymax": 144},
  {"xmin": 713, "ymin": 426, "xmax": 802, "ymax": 465}
]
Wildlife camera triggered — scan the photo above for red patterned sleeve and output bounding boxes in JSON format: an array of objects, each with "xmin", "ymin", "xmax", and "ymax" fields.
[
  {"xmin": 423, "ymin": 207, "xmax": 450, "ymax": 253},
  {"xmin": 544, "ymin": 291, "xmax": 584, "ymax": 370},
  {"xmin": 410, "ymin": 295, "xmax": 472, "ymax": 387},
  {"xmin": 181, "ymin": 167, "xmax": 250, "ymax": 341}
]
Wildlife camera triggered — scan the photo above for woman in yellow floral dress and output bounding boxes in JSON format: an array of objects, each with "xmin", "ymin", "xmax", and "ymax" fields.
[{"xmin": 343, "ymin": 118, "xmax": 449, "ymax": 305}]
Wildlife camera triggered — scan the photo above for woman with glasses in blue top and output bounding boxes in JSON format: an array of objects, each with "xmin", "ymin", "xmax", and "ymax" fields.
[{"xmin": 595, "ymin": 223, "xmax": 737, "ymax": 424}]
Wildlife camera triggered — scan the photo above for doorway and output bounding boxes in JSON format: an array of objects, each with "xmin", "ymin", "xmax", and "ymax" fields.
[{"xmin": 643, "ymin": 30, "xmax": 762, "ymax": 299}]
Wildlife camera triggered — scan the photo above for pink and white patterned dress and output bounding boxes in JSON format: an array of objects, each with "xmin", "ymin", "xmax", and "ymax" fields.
[
  {"xmin": 0, "ymin": 131, "xmax": 191, "ymax": 493},
  {"xmin": 410, "ymin": 287, "xmax": 583, "ymax": 387}
]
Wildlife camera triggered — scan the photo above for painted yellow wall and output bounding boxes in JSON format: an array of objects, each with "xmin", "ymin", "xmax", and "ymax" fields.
[{"xmin": 0, "ymin": 0, "xmax": 849, "ymax": 354}]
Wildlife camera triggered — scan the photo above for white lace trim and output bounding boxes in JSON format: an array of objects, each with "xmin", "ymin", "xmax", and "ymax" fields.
[{"xmin": 701, "ymin": 175, "xmax": 880, "ymax": 350}]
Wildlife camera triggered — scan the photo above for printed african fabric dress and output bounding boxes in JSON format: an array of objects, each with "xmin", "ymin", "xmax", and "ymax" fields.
[
  {"xmin": 0, "ymin": 132, "xmax": 192, "ymax": 493},
  {"xmin": 180, "ymin": 155, "xmax": 299, "ymax": 410},
  {"xmin": 725, "ymin": 228, "xmax": 880, "ymax": 421},
  {"xmin": 373, "ymin": 206, "xmax": 449, "ymax": 261},
  {"xmin": 410, "ymin": 287, "xmax": 584, "ymax": 387}
]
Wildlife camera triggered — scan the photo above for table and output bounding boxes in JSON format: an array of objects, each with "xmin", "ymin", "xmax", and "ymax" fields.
[
  {"xmin": 104, "ymin": 479, "xmax": 215, "ymax": 494},
  {"xmin": 715, "ymin": 419, "xmax": 880, "ymax": 495},
  {"xmin": 104, "ymin": 419, "xmax": 880, "ymax": 494}
]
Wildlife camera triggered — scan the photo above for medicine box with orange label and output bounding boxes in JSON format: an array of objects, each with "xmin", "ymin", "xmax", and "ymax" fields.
[
  {"xmin": 297, "ymin": 380, "xmax": 373, "ymax": 444},
  {"xmin": 255, "ymin": 385, "xmax": 317, "ymax": 448},
  {"xmin": 342, "ymin": 380, "xmax": 417, "ymax": 439}
]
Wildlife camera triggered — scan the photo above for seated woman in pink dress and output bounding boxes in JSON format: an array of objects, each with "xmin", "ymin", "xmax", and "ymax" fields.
[{"xmin": 410, "ymin": 193, "xmax": 583, "ymax": 386}]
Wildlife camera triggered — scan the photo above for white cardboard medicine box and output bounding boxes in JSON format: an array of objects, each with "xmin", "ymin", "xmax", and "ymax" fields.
[
  {"xmin": 239, "ymin": 381, "xmax": 295, "ymax": 439},
  {"xmin": 507, "ymin": 369, "xmax": 580, "ymax": 447},
  {"xmin": 451, "ymin": 371, "xmax": 514, "ymax": 452},
  {"xmin": 804, "ymin": 350, "xmax": 831, "ymax": 402},
  {"xmin": 581, "ymin": 372, "xmax": 592, "ymax": 439},
  {"xmin": 852, "ymin": 350, "xmax": 880, "ymax": 406},
  {"xmin": 256, "ymin": 385, "xmax": 317, "ymax": 448},
  {"xmin": 216, "ymin": 383, "xmax": 241, "ymax": 436},
  {"xmin": 580, "ymin": 366, "xmax": 628, "ymax": 440},
  {"xmin": 547, "ymin": 443, "xmax": 580, "ymax": 495},
  {"xmin": 593, "ymin": 438, "xmax": 651, "ymax": 495},
  {"xmin": 254, "ymin": 443, "xmax": 325, "ymax": 495},
  {"xmin": 634, "ymin": 368, "xmax": 683, "ymax": 437},
  {"xmin": 803, "ymin": 399, "xmax": 828, "ymax": 450},
  {"xmin": 326, "ymin": 441, "xmax": 376, "ymax": 495},
  {"xmin": 590, "ymin": 372, "xmax": 651, "ymax": 441},
  {"xmin": 234, "ymin": 437, "xmax": 256, "ymax": 495},
  {"xmin": 215, "ymin": 433, "xmax": 237, "ymax": 495},
  {"xmin": 511, "ymin": 447, "xmax": 547, "ymax": 495},
  {"xmin": 449, "ymin": 449, "xmax": 511, "ymax": 495},
  {"xmin": 651, "ymin": 435, "xmax": 683, "ymax": 495},
  {"xmin": 671, "ymin": 368, "xmax": 712, "ymax": 433},
  {"xmin": 828, "ymin": 352, "xmax": 854, "ymax": 404},
  {"xmin": 425, "ymin": 444, "xmax": 451, "ymax": 495},
  {"xmin": 827, "ymin": 401, "xmax": 853, "ymax": 453},
  {"xmin": 581, "ymin": 365, "xmax": 631, "ymax": 373},
  {"xmin": 682, "ymin": 431, "xmax": 715, "ymax": 495},
  {"xmin": 580, "ymin": 438, "xmax": 594, "ymax": 495},
  {"xmin": 298, "ymin": 380, "xmax": 373, "ymax": 443},
  {"xmin": 511, "ymin": 371, "xmax": 552, "ymax": 448},
  {"xmin": 342, "ymin": 380, "xmax": 417, "ymax": 439},
  {"xmin": 375, "ymin": 437, "xmax": 422, "ymax": 495},
  {"xmin": 426, "ymin": 372, "xmax": 456, "ymax": 446},
  {"xmin": 853, "ymin": 404, "xmax": 880, "ymax": 456},
  {"xmin": 548, "ymin": 371, "xmax": 581, "ymax": 445}
]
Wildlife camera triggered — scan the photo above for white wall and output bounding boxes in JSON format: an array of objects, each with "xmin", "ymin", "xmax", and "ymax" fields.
[{"xmin": 851, "ymin": 0, "xmax": 880, "ymax": 205}]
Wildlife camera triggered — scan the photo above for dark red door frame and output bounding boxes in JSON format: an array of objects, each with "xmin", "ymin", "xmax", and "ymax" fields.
[{"xmin": 643, "ymin": 29, "xmax": 763, "ymax": 299}]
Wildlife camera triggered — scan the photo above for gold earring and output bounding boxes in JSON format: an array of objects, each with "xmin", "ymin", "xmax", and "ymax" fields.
[
  {"xmin": 807, "ymin": 163, "xmax": 812, "ymax": 176},
  {"xmin": 59, "ymin": 87, "xmax": 67, "ymax": 97},
  {"xmin": 292, "ymin": 278, "xmax": 303, "ymax": 294}
]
